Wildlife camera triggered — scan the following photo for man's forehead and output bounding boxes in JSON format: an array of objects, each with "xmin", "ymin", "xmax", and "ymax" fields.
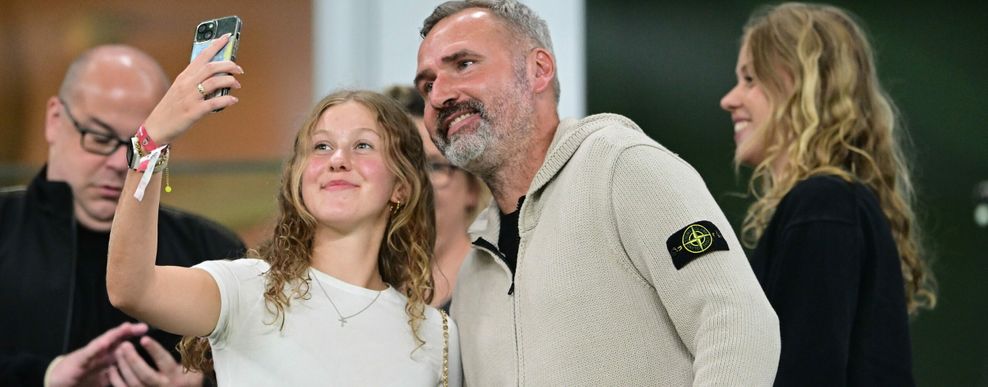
[
  {"xmin": 421, "ymin": 9, "xmax": 504, "ymax": 49},
  {"xmin": 417, "ymin": 9, "xmax": 508, "ymax": 67},
  {"xmin": 445, "ymin": 8, "xmax": 497, "ymax": 26},
  {"xmin": 72, "ymin": 73, "xmax": 160, "ymax": 114},
  {"xmin": 72, "ymin": 90, "xmax": 158, "ymax": 138},
  {"xmin": 77, "ymin": 53, "xmax": 166, "ymax": 101}
]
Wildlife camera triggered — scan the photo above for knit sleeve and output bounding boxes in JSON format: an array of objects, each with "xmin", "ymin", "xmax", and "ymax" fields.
[{"xmin": 610, "ymin": 144, "xmax": 780, "ymax": 386}]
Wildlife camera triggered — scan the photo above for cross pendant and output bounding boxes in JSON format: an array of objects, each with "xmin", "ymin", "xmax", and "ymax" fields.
[{"xmin": 339, "ymin": 317, "xmax": 347, "ymax": 327}]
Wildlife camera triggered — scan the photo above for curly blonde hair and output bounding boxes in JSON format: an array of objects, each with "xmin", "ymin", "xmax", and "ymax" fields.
[
  {"xmin": 737, "ymin": 3, "xmax": 935, "ymax": 314},
  {"xmin": 179, "ymin": 90, "xmax": 436, "ymax": 373}
]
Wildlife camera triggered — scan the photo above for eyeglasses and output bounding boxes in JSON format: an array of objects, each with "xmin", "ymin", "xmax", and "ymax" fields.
[
  {"xmin": 58, "ymin": 97, "xmax": 130, "ymax": 156},
  {"xmin": 427, "ymin": 161, "xmax": 459, "ymax": 189}
]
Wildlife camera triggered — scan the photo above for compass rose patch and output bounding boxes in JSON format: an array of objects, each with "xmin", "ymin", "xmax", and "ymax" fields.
[{"xmin": 666, "ymin": 220, "xmax": 729, "ymax": 270}]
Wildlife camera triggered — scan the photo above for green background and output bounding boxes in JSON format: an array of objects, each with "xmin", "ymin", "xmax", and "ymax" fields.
[{"xmin": 586, "ymin": 1, "xmax": 987, "ymax": 384}]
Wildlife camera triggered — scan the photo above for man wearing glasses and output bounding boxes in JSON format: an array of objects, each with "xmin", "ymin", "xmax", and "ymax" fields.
[{"xmin": 0, "ymin": 45, "xmax": 244, "ymax": 386}]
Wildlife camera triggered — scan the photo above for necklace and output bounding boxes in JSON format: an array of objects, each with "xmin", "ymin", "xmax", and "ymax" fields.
[{"xmin": 310, "ymin": 269, "xmax": 384, "ymax": 327}]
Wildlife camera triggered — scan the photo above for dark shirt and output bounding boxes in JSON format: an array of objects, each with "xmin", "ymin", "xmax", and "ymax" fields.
[
  {"xmin": 750, "ymin": 175, "xmax": 914, "ymax": 386},
  {"xmin": 71, "ymin": 225, "xmax": 115, "ymax": 352},
  {"xmin": 496, "ymin": 196, "xmax": 525, "ymax": 276},
  {"xmin": 469, "ymin": 196, "xmax": 524, "ymax": 296}
]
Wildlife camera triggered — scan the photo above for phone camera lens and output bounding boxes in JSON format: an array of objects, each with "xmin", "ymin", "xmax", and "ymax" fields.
[{"xmin": 197, "ymin": 22, "xmax": 217, "ymax": 40}]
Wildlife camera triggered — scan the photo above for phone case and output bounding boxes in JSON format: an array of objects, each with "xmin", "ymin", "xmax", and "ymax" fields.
[{"xmin": 191, "ymin": 16, "xmax": 242, "ymax": 102}]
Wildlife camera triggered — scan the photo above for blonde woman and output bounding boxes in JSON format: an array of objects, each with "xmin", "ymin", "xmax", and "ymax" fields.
[
  {"xmin": 721, "ymin": 3, "xmax": 935, "ymax": 385},
  {"xmin": 107, "ymin": 36, "xmax": 460, "ymax": 386}
]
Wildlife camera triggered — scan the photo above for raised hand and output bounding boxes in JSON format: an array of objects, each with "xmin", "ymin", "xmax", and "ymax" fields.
[{"xmin": 143, "ymin": 33, "xmax": 244, "ymax": 145}]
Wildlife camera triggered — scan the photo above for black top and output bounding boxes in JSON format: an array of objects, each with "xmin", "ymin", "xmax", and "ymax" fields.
[
  {"xmin": 0, "ymin": 167, "xmax": 246, "ymax": 385},
  {"xmin": 71, "ymin": 225, "xmax": 118, "ymax": 352},
  {"xmin": 750, "ymin": 175, "xmax": 914, "ymax": 386},
  {"xmin": 496, "ymin": 195, "xmax": 525, "ymax": 276},
  {"xmin": 470, "ymin": 196, "xmax": 525, "ymax": 296}
]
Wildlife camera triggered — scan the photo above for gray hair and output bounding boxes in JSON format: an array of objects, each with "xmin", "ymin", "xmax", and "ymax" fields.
[{"xmin": 420, "ymin": 0, "xmax": 560, "ymax": 102}]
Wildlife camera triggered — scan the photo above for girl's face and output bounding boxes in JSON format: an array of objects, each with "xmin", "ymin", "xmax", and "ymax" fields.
[
  {"xmin": 720, "ymin": 42, "xmax": 773, "ymax": 167},
  {"xmin": 302, "ymin": 101, "xmax": 400, "ymax": 232}
]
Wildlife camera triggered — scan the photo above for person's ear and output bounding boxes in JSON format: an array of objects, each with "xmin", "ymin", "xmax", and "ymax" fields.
[
  {"xmin": 529, "ymin": 48, "xmax": 555, "ymax": 95},
  {"xmin": 391, "ymin": 181, "xmax": 409, "ymax": 205},
  {"xmin": 44, "ymin": 96, "xmax": 63, "ymax": 145}
]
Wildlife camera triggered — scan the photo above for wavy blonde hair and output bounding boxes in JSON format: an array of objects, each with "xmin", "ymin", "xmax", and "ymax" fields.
[
  {"xmin": 179, "ymin": 90, "xmax": 436, "ymax": 373},
  {"xmin": 738, "ymin": 3, "xmax": 935, "ymax": 314}
]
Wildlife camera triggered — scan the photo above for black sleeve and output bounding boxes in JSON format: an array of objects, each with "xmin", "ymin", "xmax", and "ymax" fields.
[
  {"xmin": 769, "ymin": 219, "xmax": 862, "ymax": 386},
  {"xmin": 159, "ymin": 207, "xmax": 247, "ymax": 263},
  {"xmin": 0, "ymin": 192, "xmax": 50, "ymax": 385},
  {"xmin": 0, "ymin": 352, "xmax": 51, "ymax": 386},
  {"xmin": 186, "ymin": 210, "xmax": 246, "ymax": 261},
  {"xmin": 199, "ymin": 222, "xmax": 246, "ymax": 261}
]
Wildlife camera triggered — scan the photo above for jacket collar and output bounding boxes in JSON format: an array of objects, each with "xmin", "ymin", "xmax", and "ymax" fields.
[
  {"xmin": 468, "ymin": 113, "xmax": 644, "ymax": 243},
  {"xmin": 528, "ymin": 113, "xmax": 643, "ymax": 196},
  {"xmin": 26, "ymin": 165, "xmax": 76, "ymax": 220}
]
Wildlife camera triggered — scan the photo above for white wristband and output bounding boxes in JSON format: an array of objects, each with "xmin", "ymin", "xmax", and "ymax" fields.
[{"xmin": 133, "ymin": 147, "xmax": 166, "ymax": 202}]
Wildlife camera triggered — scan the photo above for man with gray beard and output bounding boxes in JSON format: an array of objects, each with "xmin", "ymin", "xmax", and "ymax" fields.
[{"xmin": 414, "ymin": 1, "xmax": 781, "ymax": 385}]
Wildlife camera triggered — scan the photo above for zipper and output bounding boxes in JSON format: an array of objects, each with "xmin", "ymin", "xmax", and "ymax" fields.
[
  {"xmin": 471, "ymin": 238, "xmax": 515, "ymax": 295},
  {"xmin": 61, "ymin": 216, "xmax": 79, "ymax": 353},
  {"xmin": 512, "ymin": 277, "xmax": 521, "ymax": 386},
  {"xmin": 513, "ymin": 236, "xmax": 529, "ymax": 387},
  {"xmin": 470, "ymin": 237, "xmax": 521, "ymax": 385}
]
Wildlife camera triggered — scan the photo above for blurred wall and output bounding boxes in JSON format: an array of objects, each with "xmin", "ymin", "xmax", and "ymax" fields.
[
  {"xmin": 312, "ymin": 0, "xmax": 586, "ymax": 118},
  {"xmin": 586, "ymin": 0, "xmax": 988, "ymax": 384},
  {"xmin": 0, "ymin": 0, "xmax": 314, "ymax": 247}
]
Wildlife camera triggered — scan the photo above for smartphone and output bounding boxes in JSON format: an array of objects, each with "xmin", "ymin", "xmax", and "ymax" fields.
[
  {"xmin": 126, "ymin": 334, "xmax": 159, "ymax": 371},
  {"xmin": 190, "ymin": 15, "xmax": 242, "ymax": 103},
  {"xmin": 122, "ymin": 326, "xmax": 184, "ymax": 372}
]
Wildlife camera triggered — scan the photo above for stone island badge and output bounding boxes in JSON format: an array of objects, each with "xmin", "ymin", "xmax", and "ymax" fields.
[{"xmin": 666, "ymin": 220, "xmax": 729, "ymax": 270}]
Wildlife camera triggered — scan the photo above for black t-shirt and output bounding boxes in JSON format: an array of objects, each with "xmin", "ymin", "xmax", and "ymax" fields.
[{"xmin": 496, "ymin": 196, "xmax": 526, "ymax": 275}]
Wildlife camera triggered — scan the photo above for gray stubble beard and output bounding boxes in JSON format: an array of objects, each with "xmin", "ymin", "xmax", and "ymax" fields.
[
  {"xmin": 436, "ymin": 65, "xmax": 535, "ymax": 182},
  {"xmin": 436, "ymin": 120, "xmax": 495, "ymax": 173}
]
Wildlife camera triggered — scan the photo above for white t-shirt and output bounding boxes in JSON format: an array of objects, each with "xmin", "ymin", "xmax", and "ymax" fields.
[{"xmin": 195, "ymin": 259, "xmax": 462, "ymax": 386}]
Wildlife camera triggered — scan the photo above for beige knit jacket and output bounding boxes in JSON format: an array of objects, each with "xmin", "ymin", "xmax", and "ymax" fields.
[{"xmin": 450, "ymin": 114, "xmax": 780, "ymax": 386}]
